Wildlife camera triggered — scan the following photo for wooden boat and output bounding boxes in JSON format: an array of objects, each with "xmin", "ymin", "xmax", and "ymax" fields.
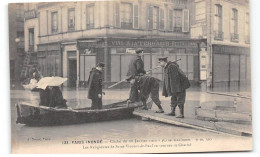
[{"xmin": 16, "ymin": 101, "xmax": 142, "ymax": 126}]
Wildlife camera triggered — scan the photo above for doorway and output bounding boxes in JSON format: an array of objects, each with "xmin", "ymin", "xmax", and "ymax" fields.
[{"xmin": 68, "ymin": 59, "xmax": 77, "ymax": 87}]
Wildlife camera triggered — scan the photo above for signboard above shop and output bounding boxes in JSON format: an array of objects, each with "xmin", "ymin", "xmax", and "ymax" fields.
[{"xmin": 24, "ymin": 10, "xmax": 37, "ymax": 20}]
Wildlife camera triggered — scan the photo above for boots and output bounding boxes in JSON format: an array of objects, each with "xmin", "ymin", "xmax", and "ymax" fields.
[
  {"xmin": 166, "ymin": 106, "xmax": 176, "ymax": 116},
  {"xmin": 176, "ymin": 107, "xmax": 184, "ymax": 118},
  {"xmin": 141, "ymin": 101, "xmax": 148, "ymax": 110}
]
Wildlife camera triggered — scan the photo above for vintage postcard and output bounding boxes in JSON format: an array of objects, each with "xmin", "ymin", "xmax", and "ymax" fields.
[{"xmin": 10, "ymin": 0, "xmax": 252, "ymax": 154}]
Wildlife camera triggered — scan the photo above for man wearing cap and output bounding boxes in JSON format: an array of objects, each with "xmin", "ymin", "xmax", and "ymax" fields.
[
  {"xmin": 127, "ymin": 75, "xmax": 164, "ymax": 113},
  {"xmin": 127, "ymin": 48, "xmax": 146, "ymax": 102},
  {"xmin": 158, "ymin": 57, "xmax": 190, "ymax": 118},
  {"xmin": 87, "ymin": 62, "xmax": 105, "ymax": 110}
]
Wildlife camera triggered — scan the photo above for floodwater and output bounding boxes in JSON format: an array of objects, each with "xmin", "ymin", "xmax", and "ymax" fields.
[{"xmin": 10, "ymin": 87, "xmax": 252, "ymax": 153}]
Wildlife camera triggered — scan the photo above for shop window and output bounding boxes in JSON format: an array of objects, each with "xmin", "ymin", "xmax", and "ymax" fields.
[
  {"xmin": 120, "ymin": 2, "xmax": 133, "ymax": 29},
  {"xmin": 86, "ymin": 4, "xmax": 95, "ymax": 29},
  {"xmin": 68, "ymin": 8, "xmax": 75, "ymax": 31},
  {"xmin": 51, "ymin": 12, "xmax": 58, "ymax": 33}
]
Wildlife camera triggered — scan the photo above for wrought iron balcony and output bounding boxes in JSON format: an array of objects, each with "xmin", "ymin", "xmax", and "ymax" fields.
[
  {"xmin": 174, "ymin": 27, "xmax": 182, "ymax": 33},
  {"xmin": 214, "ymin": 31, "xmax": 224, "ymax": 41},
  {"xmin": 230, "ymin": 33, "xmax": 239, "ymax": 42}
]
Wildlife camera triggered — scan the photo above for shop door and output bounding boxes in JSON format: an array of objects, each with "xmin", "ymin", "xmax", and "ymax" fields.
[{"xmin": 68, "ymin": 59, "xmax": 77, "ymax": 87}]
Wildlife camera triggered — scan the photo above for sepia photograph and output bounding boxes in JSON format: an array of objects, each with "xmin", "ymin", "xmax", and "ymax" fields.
[{"xmin": 7, "ymin": 0, "xmax": 254, "ymax": 154}]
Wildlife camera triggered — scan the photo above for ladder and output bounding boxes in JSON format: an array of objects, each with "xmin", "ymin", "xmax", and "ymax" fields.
[{"xmin": 20, "ymin": 52, "xmax": 31, "ymax": 79}]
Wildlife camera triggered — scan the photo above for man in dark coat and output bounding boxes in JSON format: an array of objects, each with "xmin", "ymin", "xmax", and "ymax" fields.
[
  {"xmin": 87, "ymin": 62, "xmax": 105, "ymax": 110},
  {"xmin": 127, "ymin": 48, "xmax": 146, "ymax": 102},
  {"xmin": 128, "ymin": 75, "xmax": 164, "ymax": 113},
  {"xmin": 49, "ymin": 86, "xmax": 67, "ymax": 108},
  {"xmin": 158, "ymin": 57, "xmax": 190, "ymax": 118}
]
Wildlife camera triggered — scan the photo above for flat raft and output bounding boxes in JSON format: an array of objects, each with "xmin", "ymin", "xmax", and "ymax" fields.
[{"xmin": 16, "ymin": 101, "xmax": 142, "ymax": 126}]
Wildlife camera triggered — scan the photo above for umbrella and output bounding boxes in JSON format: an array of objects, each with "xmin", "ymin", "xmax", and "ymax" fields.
[{"xmin": 36, "ymin": 77, "xmax": 68, "ymax": 89}]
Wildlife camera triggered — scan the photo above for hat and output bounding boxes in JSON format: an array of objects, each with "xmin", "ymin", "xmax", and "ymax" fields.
[
  {"xmin": 97, "ymin": 62, "xmax": 105, "ymax": 67},
  {"xmin": 136, "ymin": 48, "xmax": 144, "ymax": 54},
  {"xmin": 157, "ymin": 56, "xmax": 168, "ymax": 62}
]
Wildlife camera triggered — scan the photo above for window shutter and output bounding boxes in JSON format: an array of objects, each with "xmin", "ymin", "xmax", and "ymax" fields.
[
  {"xmin": 114, "ymin": 2, "xmax": 120, "ymax": 28},
  {"xmin": 169, "ymin": 10, "xmax": 173, "ymax": 31},
  {"xmin": 182, "ymin": 9, "xmax": 189, "ymax": 32},
  {"xmin": 134, "ymin": 5, "xmax": 138, "ymax": 29}
]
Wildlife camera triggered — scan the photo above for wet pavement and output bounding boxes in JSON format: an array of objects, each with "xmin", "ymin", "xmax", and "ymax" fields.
[{"xmin": 10, "ymin": 87, "xmax": 252, "ymax": 153}]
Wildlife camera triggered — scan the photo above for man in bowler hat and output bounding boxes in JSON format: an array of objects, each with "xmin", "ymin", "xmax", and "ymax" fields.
[
  {"xmin": 127, "ymin": 48, "xmax": 146, "ymax": 102},
  {"xmin": 87, "ymin": 62, "xmax": 105, "ymax": 110},
  {"xmin": 158, "ymin": 57, "xmax": 190, "ymax": 118}
]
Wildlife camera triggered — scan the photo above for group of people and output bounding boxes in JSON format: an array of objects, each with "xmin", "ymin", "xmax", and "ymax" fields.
[
  {"xmin": 87, "ymin": 48, "xmax": 190, "ymax": 118},
  {"xmin": 39, "ymin": 86, "xmax": 68, "ymax": 109}
]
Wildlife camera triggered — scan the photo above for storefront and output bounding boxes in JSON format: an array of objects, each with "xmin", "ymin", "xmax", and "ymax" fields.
[
  {"xmin": 37, "ymin": 42, "xmax": 62, "ymax": 77},
  {"xmin": 77, "ymin": 38, "xmax": 201, "ymax": 87},
  {"xmin": 212, "ymin": 45, "xmax": 250, "ymax": 89}
]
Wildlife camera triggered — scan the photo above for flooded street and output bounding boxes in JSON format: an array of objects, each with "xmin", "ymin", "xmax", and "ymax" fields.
[{"xmin": 11, "ymin": 87, "xmax": 252, "ymax": 153}]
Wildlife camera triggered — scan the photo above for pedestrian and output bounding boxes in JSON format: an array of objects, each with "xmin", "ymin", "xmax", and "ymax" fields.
[
  {"xmin": 158, "ymin": 57, "xmax": 190, "ymax": 118},
  {"xmin": 126, "ymin": 48, "xmax": 146, "ymax": 103},
  {"xmin": 127, "ymin": 75, "xmax": 164, "ymax": 113},
  {"xmin": 49, "ymin": 86, "xmax": 68, "ymax": 109},
  {"xmin": 87, "ymin": 62, "xmax": 105, "ymax": 110}
]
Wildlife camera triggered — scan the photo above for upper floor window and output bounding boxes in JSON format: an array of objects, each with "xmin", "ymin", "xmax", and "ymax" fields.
[
  {"xmin": 214, "ymin": 4, "xmax": 223, "ymax": 40},
  {"xmin": 86, "ymin": 4, "xmax": 94, "ymax": 29},
  {"xmin": 68, "ymin": 8, "xmax": 75, "ymax": 31},
  {"xmin": 169, "ymin": 9, "xmax": 173, "ymax": 31},
  {"xmin": 160, "ymin": 9, "xmax": 164, "ymax": 30},
  {"xmin": 174, "ymin": 9, "xmax": 182, "ymax": 32},
  {"xmin": 153, "ymin": 7, "xmax": 159, "ymax": 30},
  {"xmin": 16, "ymin": 4, "xmax": 24, "ymax": 18},
  {"xmin": 51, "ymin": 12, "xmax": 58, "ymax": 33},
  {"xmin": 120, "ymin": 3, "xmax": 133, "ymax": 29},
  {"xmin": 17, "ymin": 31, "xmax": 24, "ymax": 39},
  {"xmin": 29, "ymin": 28, "xmax": 34, "ymax": 51},
  {"xmin": 245, "ymin": 12, "xmax": 250, "ymax": 43},
  {"xmin": 231, "ymin": 8, "xmax": 239, "ymax": 42}
]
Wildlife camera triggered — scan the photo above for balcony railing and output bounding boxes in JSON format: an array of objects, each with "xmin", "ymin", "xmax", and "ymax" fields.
[
  {"xmin": 214, "ymin": 31, "xmax": 224, "ymax": 41},
  {"xmin": 173, "ymin": 27, "xmax": 182, "ymax": 33},
  {"xmin": 230, "ymin": 33, "xmax": 239, "ymax": 42}
]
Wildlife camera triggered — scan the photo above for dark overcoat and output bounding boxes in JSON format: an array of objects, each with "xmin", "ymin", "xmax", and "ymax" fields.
[
  {"xmin": 39, "ymin": 88, "xmax": 50, "ymax": 106},
  {"xmin": 135, "ymin": 75, "xmax": 160, "ymax": 98},
  {"xmin": 49, "ymin": 87, "xmax": 67, "ymax": 108},
  {"xmin": 87, "ymin": 68, "xmax": 103, "ymax": 99},
  {"xmin": 127, "ymin": 55, "xmax": 146, "ymax": 77},
  {"xmin": 162, "ymin": 62, "xmax": 190, "ymax": 97}
]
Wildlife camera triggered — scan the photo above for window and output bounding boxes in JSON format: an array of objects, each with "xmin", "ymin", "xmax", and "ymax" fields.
[
  {"xmin": 169, "ymin": 10, "xmax": 173, "ymax": 31},
  {"xmin": 133, "ymin": 5, "xmax": 138, "ymax": 29},
  {"xmin": 160, "ymin": 9, "xmax": 164, "ymax": 30},
  {"xmin": 231, "ymin": 8, "xmax": 239, "ymax": 41},
  {"xmin": 51, "ymin": 12, "xmax": 58, "ymax": 33},
  {"xmin": 245, "ymin": 12, "xmax": 250, "ymax": 43},
  {"xmin": 153, "ymin": 6, "xmax": 159, "ymax": 30},
  {"xmin": 16, "ymin": 4, "xmax": 24, "ymax": 18},
  {"xmin": 114, "ymin": 3, "xmax": 120, "ymax": 27},
  {"xmin": 174, "ymin": 9, "xmax": 182, "ymax": 32},
  {"xmin": 214, "ymin": 4, "xmax": 223, "ymax": 40},
  {"xmin": 68, "ymin": 8, "xmax": 75, "ymax": 31},
  {"xmin": 17, "ymin": 31, "xmax": 24, "ymax": 38},
  {"xmin": 120, "ymin": 3, "xmax": 133, "ymax": 29},
  {"xmin": 86, "ymin": 5, "xmax": 94, "ymax": 29},
  {"xmin": 29, "ymin": 28, "xmax": 34, "ymax": 51}
]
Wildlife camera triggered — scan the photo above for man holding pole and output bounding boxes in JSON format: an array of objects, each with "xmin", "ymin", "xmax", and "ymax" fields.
[
  {"xmin": 158, "ymin": 57, "xmax": 190, "ymax": 118},
  {"xmin": 126, "ymin": 48, "xmax": 146, "ymax": 103}
]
